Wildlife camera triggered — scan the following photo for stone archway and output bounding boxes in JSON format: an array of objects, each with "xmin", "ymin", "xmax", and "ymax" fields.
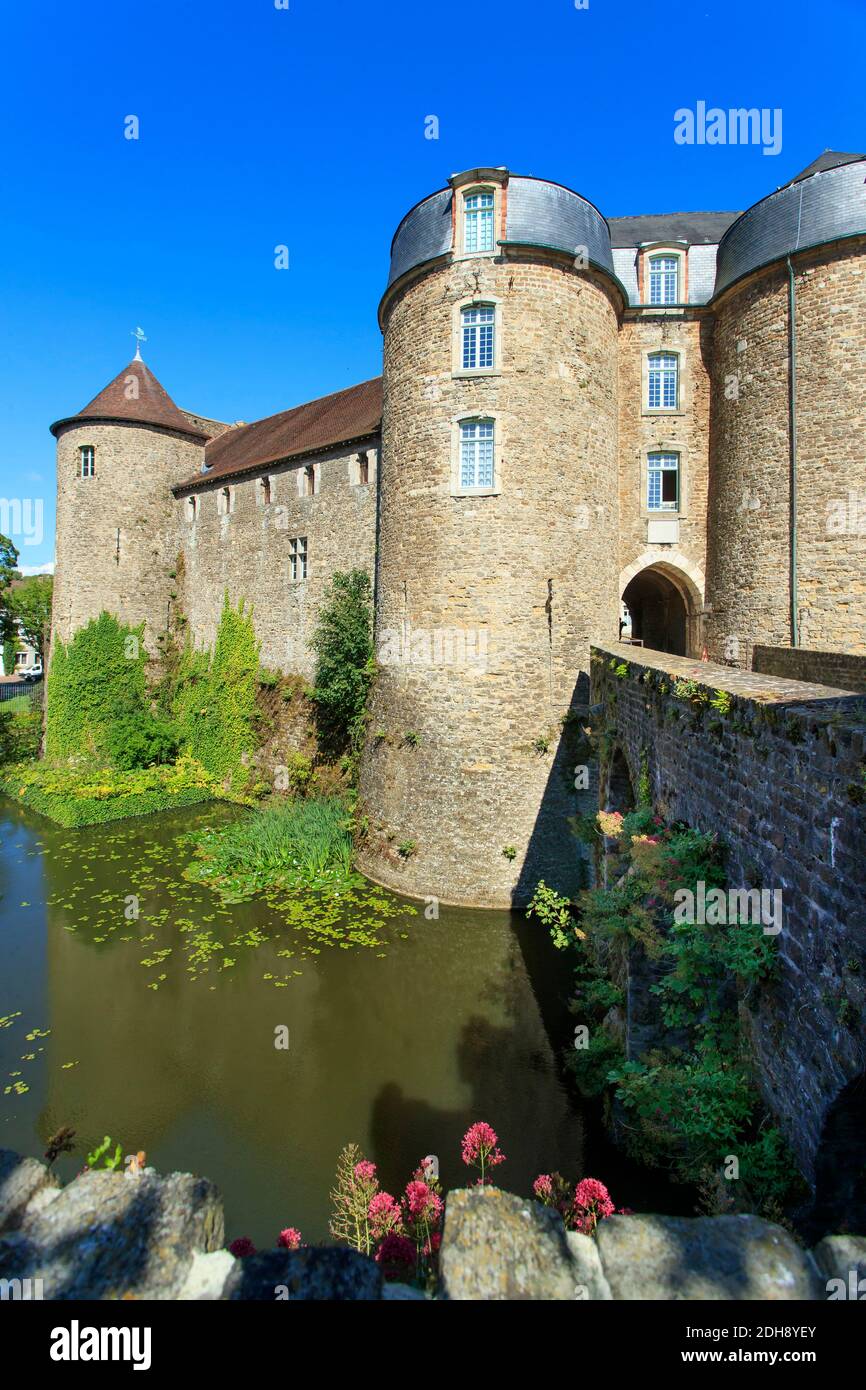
[
  {"xmin": 619, "ymin": 553, "xmax": 705, "ymax": 657},
  {"xmin": 807, "ymin": 1071, "xmax": 866, "ymax": 1238}
]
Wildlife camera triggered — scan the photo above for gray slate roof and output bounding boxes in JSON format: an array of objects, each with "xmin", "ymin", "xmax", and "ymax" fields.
[{"xmin": 607, "ymin": 212, "xmax": 741, "ymax": 248}]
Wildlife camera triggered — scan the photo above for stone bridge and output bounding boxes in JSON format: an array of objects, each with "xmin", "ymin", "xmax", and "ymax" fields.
[{"xmin": 590, "ymin": 642, "xmax": 866, "ymax": 1210}]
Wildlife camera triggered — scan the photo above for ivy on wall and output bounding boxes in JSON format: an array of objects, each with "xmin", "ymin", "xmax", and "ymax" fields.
[
  {"xmin": 45, "ymin": 612, "xmax": 149, "ymax": 762},
  {"xmin": 172, "ymin": 593, "xmax": 260, "ymax": 795}
]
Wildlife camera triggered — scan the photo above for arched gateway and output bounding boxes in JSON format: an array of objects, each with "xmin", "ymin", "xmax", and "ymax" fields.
[{"xmin": 619, "ymin": 553, "xmax": 705, "ymax": 658}]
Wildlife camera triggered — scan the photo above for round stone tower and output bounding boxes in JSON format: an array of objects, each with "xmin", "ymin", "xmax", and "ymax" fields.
[
  {"xmin": 49, "ymin": 353, "xmax": 209, "ymax": 655},
  {"xmin": 705, "ymin": 155, "xmax": 866, "ymax": 664},
  {"xmin": 357, "ymin": 169, "xmax": 623, "ymax": 907}
]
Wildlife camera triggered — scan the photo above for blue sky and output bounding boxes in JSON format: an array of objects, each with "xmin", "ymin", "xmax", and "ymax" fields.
[{"xmin": 1, "ymin": 0, "xmax": 863, "ymax": 569}]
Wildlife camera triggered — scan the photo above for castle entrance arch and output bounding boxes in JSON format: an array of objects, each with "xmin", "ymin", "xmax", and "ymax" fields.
[{"xmin": 619, "ymin": 554, "xmax": 705, "ymax": 658}]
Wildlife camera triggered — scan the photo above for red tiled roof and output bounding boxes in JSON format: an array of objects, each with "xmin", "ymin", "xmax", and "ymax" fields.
[
  {"xmin": 50, "ymin": 360, "xmax": 210, "ymax": 440},
  {"xmin": 175, "ymin": 377, "xmax": 383, "ymax": 491}
]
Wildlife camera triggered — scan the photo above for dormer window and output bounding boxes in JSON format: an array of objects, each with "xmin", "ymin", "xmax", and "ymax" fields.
[
  {"xmin": 648, "ymin": 254, "xmax": 679, "ymax": 306},
  {"xmin": 463, "ymin": 190, "xmax": 495, "ymax": 254},
  {"xmin": 78, "ymin": 445, "xmax": 95, "ymax": 478}
]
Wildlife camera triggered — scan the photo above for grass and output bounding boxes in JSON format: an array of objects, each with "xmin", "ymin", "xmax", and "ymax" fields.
[
  {"xmin": 2, "ymin": 695, "xmax": 34, "ymax": 715},
  {"xmin": 184, "ymin": 796, "xmax": 355, "ymax": 898}
]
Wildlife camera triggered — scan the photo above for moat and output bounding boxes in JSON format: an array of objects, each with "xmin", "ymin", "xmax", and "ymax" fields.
[{"xmin": 0, "ymin": 797, "xmax": 691, "ymax": 1246}]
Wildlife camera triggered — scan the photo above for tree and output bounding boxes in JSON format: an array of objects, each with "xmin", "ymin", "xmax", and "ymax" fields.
[
  {"xmin": 7, "ymin": 574, "xmax": 53, "ymax": 661},
  {"xmin": 310, "ymin": 569, "xmax": 374, "ymax": 762},
  {"xmin": 0, "ymin": 533, "xmax": 20, "ymax": 673}
]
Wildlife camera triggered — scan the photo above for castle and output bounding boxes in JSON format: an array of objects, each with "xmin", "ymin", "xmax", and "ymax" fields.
[{"xmin": 50, "ymin": 152, "xmax": 866, "ymax": 906}]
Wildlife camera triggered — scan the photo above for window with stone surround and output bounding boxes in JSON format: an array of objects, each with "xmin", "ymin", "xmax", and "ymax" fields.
[
  {"xmin": 218, "ymin": 485, "xmax": 234, "ymax": 515},
  {"xmin": 302, "ymin": 465, "xmax": 316, "ymax": 497},
  {"xmin": 647, "ymin": 452, "xmax": 680, "ymax": 511},
  {"xmin": 186, "ymin": 495, "xmax": 198, "ymax": 523},
  {"xmin": 358, "ymin": 452, "xmax": 369, "ymax": 485},
  {"xmin": 290, "ymin": 535, "xmax": 308, "ymax": 581},
  {"xmin": 459, "ymin": 419, "xmax": 495, "ymax": 490},
  {"xmin": 461, "ymin": 304, "xmax": 495, "ymax": 370},
  {"xmin": 258, "ymin": 476, "xmax": 272, "ymax": 505},
  {"xmin": 78, "ymin": 445, "xmax": 95, "ymax": 478},
  {"xmin": 648, "ymin": 254, "xmax": 680, "ymax": 306},
  {"xmin": 463, "ymin": 189, "xmax": 495, "ymax": 254},
  {"xmin": 647, "ymin": 352, "xmax": 679, "ymax": 410}
]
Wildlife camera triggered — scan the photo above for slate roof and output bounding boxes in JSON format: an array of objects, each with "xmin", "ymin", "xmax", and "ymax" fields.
[
  {"xmin": 50, "ymin": 359, "xmax": 210, "ymax": 440},
  {"xmin": 175, "ymin": 377, "xmax": 383, "ymax": 491},
  {"xmin": 786, "ymin": 150, "xmax": 865, "ymax": 185},
  {"xmin": 607, "ymin": 211, "xmax": 741, "ymax": 248}
]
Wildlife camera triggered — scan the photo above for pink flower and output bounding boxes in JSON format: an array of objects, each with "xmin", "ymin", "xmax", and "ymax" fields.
[
  {"xmin": 574, "ymin": 1177, "xmax": 615, "ymax": 1216},
  {"xmin": 277, "ymin": 1227, "xmax": 302, "ymax": 1250},
  {"xmin": 353, "ymin": 1159, "xmax": 377, "ymax": 1183},
  {"xmin": 375, "ymin": 1233, "xmax": 416, "ymax": 1281},
  {"xmin": 460, "ymin": 1121, "xmax": 505, "ymax": 1182},
  {"xmin": 368, "ymin": 1190, "xmax": 402, "ymax": 1239},
  {"xmin": 533, "ymin": 1174, "xmax": 554, "ymax": 1202},
  {"xmin": 228, "ymin": 1236, "xmax": 256, "ymax": 1258}
]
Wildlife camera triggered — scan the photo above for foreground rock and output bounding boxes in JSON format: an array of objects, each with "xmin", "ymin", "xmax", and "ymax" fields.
[
  {"xmin": 0, "ymin": 1150, "xmax": 858, "ymax": 1300},
  {"xmin": 438, "ymin": 1187, "xmax": 593, "ymax": 1300},
  {"xmin": 596, "ymin": 1213, "xmax": 822, "ymax": 1300}
]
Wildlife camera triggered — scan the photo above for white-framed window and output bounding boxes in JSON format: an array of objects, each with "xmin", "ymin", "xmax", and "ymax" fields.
[
  {"xmin": 186, "ymin": 495, "xmax": 198, "ymax": 523},
  {"xmin": 463, "ymin": 189, "xmax": 495, "ymax": 254},
  {"xmin": 290, "ymin": 535, "xmax": 308, "ymax": 581},
  {"xmin": 459, "ymin": 419, "xmax": 495, "ymax": 490},
  {"xmin": 647, "ymin": 452, "xmax": 680, "ymax": 511},
  {"xmin": 648, "ymin": 255, "xmax": 679, "ymax": 306},
  {"xmin": 461, "ymin": 304, "xmax": 495, "ymax": 370},
  {"xmin": 647, "ymin": 352, "xmax": 679, "ymax": 409},
  {"xmin": 258, "ymin": 476, "xmax": 272, "ymax": 505},
  {"xmin": 218, "ymin": 485, "xmax": 233, "ymax": 515},
  {"xmin": 78, "ymin": 445, "xmax": 95, "ymax": 478}
]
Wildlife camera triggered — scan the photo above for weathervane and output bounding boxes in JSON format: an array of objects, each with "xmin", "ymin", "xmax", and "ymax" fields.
[{"xmin": 131, "ymin": 326, "xmax": 147, "ymax": 361}]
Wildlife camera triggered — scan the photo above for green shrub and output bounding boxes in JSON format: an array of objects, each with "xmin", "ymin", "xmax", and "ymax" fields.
[
  {"xmin": 310, "ymin": 570, "xmax": 374, "ymax": 766},
  {"xmin": 0, "ymin": 707, "xmax": 42, "ymax": 762},
  {"xmin": 106, "ymin": 715, "xmax": 179, "ymax": 770}
]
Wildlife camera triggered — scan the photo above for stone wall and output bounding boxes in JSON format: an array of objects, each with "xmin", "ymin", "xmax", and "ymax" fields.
[
  {"xmin": 357, "ymin": 251, "xmax": 622, "ymax": 907},
  {"xmin": 175, "ymin": 443, "xmax": 378, "ymax": 677},
  {"xmin": 591, "ymin": 641, "xmax": 866, "ymax": 1182},
  {"xmin": 617, "ymin": 311, "xmax": 712, "ymax": 650},
  {"xmin": 51, "ymin": 421, "xmax": 205, "ymax": 656},
  {"xmin": 753, "ymin": 644, "xmax": 866, "ymax": 694},
  {"xmin": 705, "ymin": 238, "xmax": 866, "ymax": 667}
]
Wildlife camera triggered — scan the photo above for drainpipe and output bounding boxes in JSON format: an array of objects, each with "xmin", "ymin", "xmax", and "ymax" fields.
[{"xmin": 786, "ymin": 255, "xmax": 799, "ymax": 648}]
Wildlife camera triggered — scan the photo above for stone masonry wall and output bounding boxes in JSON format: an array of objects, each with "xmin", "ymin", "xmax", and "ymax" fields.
[
  {"xmin": 592, "ymin": 641, "xmax": 866, "ymax": 1182},
  {"xmin": 617, "ymin": 311, "xmax": 712, "ymax": 635},
  {"xmin": 51, "ymin": 421, "xmax": 206, "ymax": 656},
  {"xmin": 175, "ymin": 443, "xmax": 378, "ymax": 677},
  {"xmin": 753, "ymin": 644, "xmax": 866, "ymax": 694},
  {"xmin": 705, "ymin": 238, "xmax": 866, "ymax": 667},
  {"xmin": 357, "ymin": 252, "xmax": 622, "ymax": 907}
]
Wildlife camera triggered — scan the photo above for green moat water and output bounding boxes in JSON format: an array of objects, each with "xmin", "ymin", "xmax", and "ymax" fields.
[{"xmin": 0, "ymin": 796, "xmax": 685, "ymax": 1246}]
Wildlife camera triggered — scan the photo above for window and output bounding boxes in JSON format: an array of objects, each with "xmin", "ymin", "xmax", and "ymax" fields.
[
  {"xmin": 218, "ymin": 486, "xmax": 233, "ymax": 515},
  {"xmin": 358, "ymin": 453, "xmax": 369, "ymax": 485},
  {"xmin": 463, "ymin": 190, "xmax": 495, "ymax": 254},
  {"xmin": 303, "ymin": 465, "xmax": 316, "ymax": 497},
  {"xmin": 461, "ymin": 304, "xmax": 495, "ymax": 370},
  {"xmin": 647, "ymin": 353, "xmax": 679, "ymax": 409},
  {"xmin": 79, "ymin": 445, "xmax": 95, "ymax": 477},
  {"xmin": 647, "ymin": 452, "xmax": 680, "ymax": 511},
  {"xmin": 290, "ymin": 536, "xmax": 308, "ymax": 581},
  {"xmin": 648, "ymin": 255, "xmax": 679, "ymax": 306},
  {"xmin": 459, "ymin": 419, "xmax": 495, "ymax": 490},
  {"xmin": 258, "ymin": 476, "xmax": 272, "ymax": 505},
  {"xmin": 186, "ymin": 495, "xmax": 198, "ymax": 523}
]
